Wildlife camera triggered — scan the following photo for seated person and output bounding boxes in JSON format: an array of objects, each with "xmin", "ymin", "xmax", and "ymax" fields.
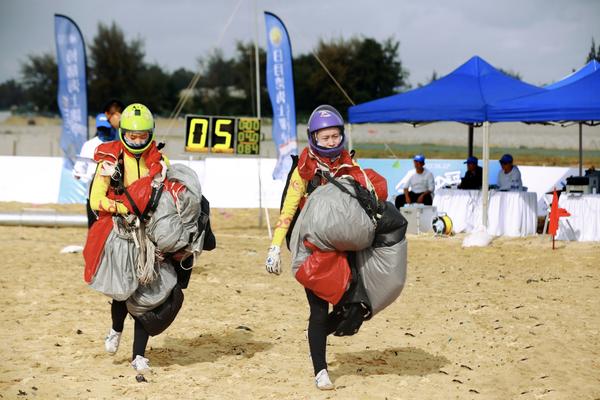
[
  {"xmin": 458, "ymin": 156, "xmax": 482, "ymax": 189},
  {"xmin": 497, "ymin": 153, "xmax": 523, "ymax": 191},
  {"xmin": 395, "ymin": 154, "xmax": 434, "ymax": 208}
]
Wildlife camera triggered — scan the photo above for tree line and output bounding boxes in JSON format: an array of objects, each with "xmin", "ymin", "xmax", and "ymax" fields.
[
  {"xmin": 2, "ymin": 21, "xmax": 597, "ymax": 119},
  {"xmin": 0, "ymin": 22, "xmax": 408, "ymax": 120}
]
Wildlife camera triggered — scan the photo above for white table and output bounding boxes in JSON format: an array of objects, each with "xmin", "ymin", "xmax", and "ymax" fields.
[
  {"xmin": 487, "ymin": 191, "xmax": 538, "ymax": 237},
  {"xmin": 432, "ymin": 189, "xmax": 481, "ymax": 233},
  {"xmin": 433, "ymin": 189, "xmax": 538, "ymax": 237},
  {"xmin": 556, "ymin": 194, "xmax": 600, "ymax": 241}
]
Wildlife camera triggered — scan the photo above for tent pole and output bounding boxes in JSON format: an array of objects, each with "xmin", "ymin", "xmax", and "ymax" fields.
[
  {"xmin": 579, "ymin": 122, "xmax": 583, "ymax": 176},
  {"xmin": 348, "ymin": 123, "xmax": 353, "ymax": 152},
  {"xmin": 482, "ymin": 122, "xmax": 490, "ymax": 228},
  {"xmin": 468, "ymin": 124, "xmax": 474, "ymax": 157}
]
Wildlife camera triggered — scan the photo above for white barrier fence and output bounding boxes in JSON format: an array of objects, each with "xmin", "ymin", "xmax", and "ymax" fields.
[{"xmin": 0, "ymin": 156, "xmax": 575, "ymax": 212}]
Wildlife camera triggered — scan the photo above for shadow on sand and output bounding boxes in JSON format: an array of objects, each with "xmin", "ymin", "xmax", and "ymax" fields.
[
  {"xmin": 146, "ymin": 329, "xmax": 273, "ymax": 367},
  {"xmin": 329, "ymin": 347, "xmax": 449, "ymax": 379}
]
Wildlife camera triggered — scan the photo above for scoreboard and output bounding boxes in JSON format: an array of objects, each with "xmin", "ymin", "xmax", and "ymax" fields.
[{"xmin": 185, "ymin": 115, "xmax": 261, "ymax": 155}]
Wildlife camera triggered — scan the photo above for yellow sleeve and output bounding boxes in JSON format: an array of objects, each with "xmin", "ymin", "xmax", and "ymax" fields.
[
  {"xmin": 89, "ymin": 161, "xmax": 129, "ymax": 214},
  {"xmin": 271, "ymin": 167, "xmax": 307, "ymax": 248}
]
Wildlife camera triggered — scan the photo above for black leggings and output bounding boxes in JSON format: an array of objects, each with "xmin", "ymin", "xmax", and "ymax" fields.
[
  {"xmin": 395, "ymin": 191, "xmax": 433, "ymax": 208},
  {"xmin": 111, "ymin": 300, "xmax": 150, "ymax": 360},
  {"xmin": 305, "ymin": 289, "xmax": 344, "ymax": 375}
]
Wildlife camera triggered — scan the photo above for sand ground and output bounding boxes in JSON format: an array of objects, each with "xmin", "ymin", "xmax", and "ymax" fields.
[{"xmin": 0, "ymin": 204, "xmax": 599, "ymax": 400}]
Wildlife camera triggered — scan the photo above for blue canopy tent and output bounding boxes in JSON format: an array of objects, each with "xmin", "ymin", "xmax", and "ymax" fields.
[
  {"xmin": 348, "ymin": 55, "xmax": 544, "ymax": 226},
  {"xmin": 348, "ymin": 55, "xmax": 543, "ymax": 123},
  {"xmin": 489, "ymin": 69, "xmax": 600, "ymax": 175},
  {"xmin": 545, "ymin": 60, "xmax": 600, "ymax": 90}
]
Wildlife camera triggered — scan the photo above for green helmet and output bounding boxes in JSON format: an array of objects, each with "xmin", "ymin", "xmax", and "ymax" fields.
[{"xmin": 119, "ymin": 103, "xmax": 155, "ymax": 154}]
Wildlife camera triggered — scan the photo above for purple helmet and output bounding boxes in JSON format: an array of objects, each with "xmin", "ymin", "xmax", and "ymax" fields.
[{"xmin": 307, "ymin": 104, "xmax": 345, "ymax": 159}]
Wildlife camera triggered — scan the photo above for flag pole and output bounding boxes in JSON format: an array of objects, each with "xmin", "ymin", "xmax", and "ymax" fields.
[{"xmin": 254, "ymin": 0, "xmax": 271, "ymax": 237}]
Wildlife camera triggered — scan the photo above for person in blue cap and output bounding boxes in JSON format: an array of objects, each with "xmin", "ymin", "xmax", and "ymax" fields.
[
  {"xmin": 73, "ymin": 113, "xmax": 117, "ymax": 183},
  {"xmin": 395, "ymin": 154, "xmax": 435, "ymax": 208},
  {"xmin": 458, "ymin": 156, "xmax": 483, "ymax": 189},
  {"xmin": 73, "ymin": 100, "xmax": 125, "ymax": 227},
  {"xmin": 497, "ymin": 153, "xmax": 523, "ymax": 191}
]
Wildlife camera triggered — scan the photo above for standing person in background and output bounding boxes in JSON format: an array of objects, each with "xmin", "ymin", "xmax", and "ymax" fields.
[
  {"xmin": 73, "ymin": 99, "xmax": 124, "ymax": 227},
  {"xmin": 458, "ymin": 156, "xmax": 483, "ymax": 189},
  {"xmin": 395, "ymin": 154, "xmax": 435, "ymax": 208},
  {"xmin": 497, "ymin": 154, "xmax": 523, "ymax": 191},
  {"xmin": 103, "ymin": 99, "xmax": 125, "ymax": 137},
  {"xmin": 73, "ymin": 113, "xmax": 114, "ymax": 183}
]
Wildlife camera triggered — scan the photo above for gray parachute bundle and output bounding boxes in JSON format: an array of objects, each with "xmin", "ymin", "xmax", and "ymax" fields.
[
  {"xmin": 290, "ymin": 177, "xmax": 376, "ymax": 275},
  {"xmin": 146, "ymin": 163, "xmax": 205, "ymax": 256},
  {"xmin": 90, "ymin": 163, "xmax": 204, "ymax": 311},
  {"xmin": 126, "ymin": 262, "xmax": 178, "ymax": 316},
  {"xmin": 129, "ymin": 163, "xmax": 204, "ymax": 312},
  {"xmin": 89, "ymin": 218, "xmax": 139, "ymax": 301},
  {"xmin": 290, "ymin": 176, "xmax": 408, "ymax": 316},
  {"xmin": 357, "ymin": 238, "xmax": 407, "ymax": 315}
]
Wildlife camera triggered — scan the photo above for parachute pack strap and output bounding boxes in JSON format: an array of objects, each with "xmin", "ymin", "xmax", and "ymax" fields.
[
  {"xmin": 323, "ymin": 171, "xmax": 354, "ymax": 197},
  {"xmin": 280, "ymin": 154, "xmax": 299, "ymax": 212},
  {"xmin": 142, "ymin": 185, "xmax": 164, "ymax": 221},
  {"xmin": 122, "ymin": 186, "xmax": 143, "ymax": 219},
  {"xmin": 324, "ymin": 172, "xmax": 379, "ymax": 223},
  {"xmin": 109, "ymin": 153, "xmax": 125, "ymax": 195}
]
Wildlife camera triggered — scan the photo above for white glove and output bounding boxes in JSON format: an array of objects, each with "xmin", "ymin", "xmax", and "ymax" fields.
[{"xmin": 265, "ymin": 245, "xmax": 281, "ymax": 275}]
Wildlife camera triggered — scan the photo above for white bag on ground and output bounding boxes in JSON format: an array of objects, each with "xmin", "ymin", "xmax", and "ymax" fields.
[{"xmin": 462, "ymin": 225, "xmax": 494, "ymax": 247}]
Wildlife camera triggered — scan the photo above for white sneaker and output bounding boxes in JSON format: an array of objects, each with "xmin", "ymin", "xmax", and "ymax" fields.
[
  {"xmin": 131, "ymin": 355, "xmax": 151, "ymax": 373},
  {"xmin": 104, "ymin": 328, "xmax": 122, "ymax": 354},
  {"xmin": 315, "ymin": 369, "xmax": 334, "ymax": 390}
]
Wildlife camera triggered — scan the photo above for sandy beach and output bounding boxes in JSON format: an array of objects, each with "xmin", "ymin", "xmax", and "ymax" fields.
[{"xmin": 0, "ymin": 204, "xmax": 599, "ymax": 399}]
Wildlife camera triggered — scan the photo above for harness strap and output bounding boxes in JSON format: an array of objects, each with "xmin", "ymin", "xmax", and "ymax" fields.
[
  {"xmin": 323, "ymin": 172, "xmax": 380, "ymax": 223},
  {"xmin": 141, "ymin": 185, "xmax": 164, "ymax": 221},
  {"xmin": 123, "ymin": 186, "xmax": 143, "ymax": 218}
]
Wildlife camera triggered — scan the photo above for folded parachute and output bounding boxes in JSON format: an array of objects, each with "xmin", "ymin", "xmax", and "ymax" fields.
[
  {"xmin": 87, "ymin": 164, "xmax": 210, "ymax": 332},
  {"xmin": 290, "ymin": 176, "xmax": 408, "ymax": 320}
]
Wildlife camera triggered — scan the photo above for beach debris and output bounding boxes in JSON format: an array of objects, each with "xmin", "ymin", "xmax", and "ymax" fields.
[
  {"xmin": 60, "ymin": 245, "xmax": 84, "ymax": 254},
  {"xmin": 236, "ymin": 325, "xmax": 253, "ymax": 332},
  {"xmin": 135, "ymin": 374, "xmax": 147, "ymax": 383},
  {"xmin": 17, "ymin": 390, "xmax": 27, "ymax": 396},
  {"xmin": 76, "ymin": 329, "xmax": 83, "ymax": 334}
]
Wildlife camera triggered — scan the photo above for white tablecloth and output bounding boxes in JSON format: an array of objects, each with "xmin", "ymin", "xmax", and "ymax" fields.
[
  {"xmin": 433, "ymin": 189, "xmax": 538, "ymax": 237},
  {"xmin": 432, "ymin": 189, "xmax": 481, "ymax": 233},
  {"xmin": 556, "ymin": 194, "xmax": 600, "ymax": 241}
]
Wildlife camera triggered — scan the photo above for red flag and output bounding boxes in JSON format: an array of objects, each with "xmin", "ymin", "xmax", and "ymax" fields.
[{"xmin": 548, "ymin": 190, "xmax": 570, "ymax": 236}]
